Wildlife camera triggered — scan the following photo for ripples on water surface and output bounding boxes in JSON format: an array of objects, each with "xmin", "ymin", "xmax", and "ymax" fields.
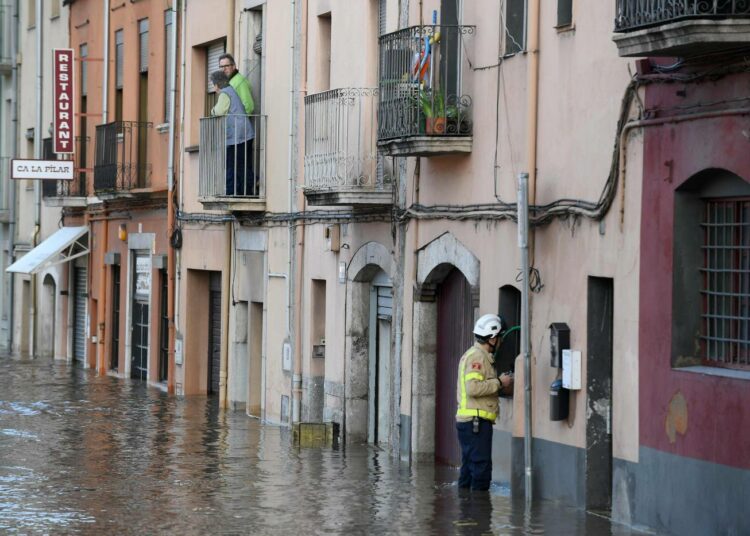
[{"xmin": 0, "ymin": 357, "xmax": 645, "ymax": 535}]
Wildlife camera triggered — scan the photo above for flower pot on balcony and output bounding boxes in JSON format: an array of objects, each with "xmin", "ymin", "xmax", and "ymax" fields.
[{"xmin": 425, "ymin": 116, "xmax": 446, "ymax": 135}]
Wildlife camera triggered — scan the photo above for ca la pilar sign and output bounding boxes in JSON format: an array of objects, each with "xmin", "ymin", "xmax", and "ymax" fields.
[{"xmin": 53, "ymin": 48, "xmax": 74, "ymax": 155}]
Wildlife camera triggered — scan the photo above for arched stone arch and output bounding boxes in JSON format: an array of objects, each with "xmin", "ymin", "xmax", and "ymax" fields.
[
  {"xmin": 344, "ymin": 241, "xmax": 396, "ymax": 443},
  {"xmin": 411, "ymin": 232, "xmax": 480, "ymax": 460}
]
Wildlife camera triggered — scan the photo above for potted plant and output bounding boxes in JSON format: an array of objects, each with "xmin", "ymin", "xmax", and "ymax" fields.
[{"xmin": 419, "ymin": 89, "xmax": 446, "ymax": 135}]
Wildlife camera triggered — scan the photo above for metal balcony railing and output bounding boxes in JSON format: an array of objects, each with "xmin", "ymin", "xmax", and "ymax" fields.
[
  {"xmin": 42, "ymin": 136, "xmax": 89, "ymax": 198},
  {"xmin": 199, "ymin": 114, "xmax": 266, "ymax": 198},
  {"xmin": 378, "ymin": 25, "xmax": 474, "ymax": 141},
  {"xmin": 304, "ymin": 88, "xmax": 390, "ymax": 192},
  {"xmin": 94, "ymin": 121, "xmax": 152, "ymax": 193},
  {"xmin": 0, "ymin": 5, "xmax": 12, "ymax": 68},
  {"xmin": 615, "ymin": 0, "xmax": 750, "ymax": 32}
]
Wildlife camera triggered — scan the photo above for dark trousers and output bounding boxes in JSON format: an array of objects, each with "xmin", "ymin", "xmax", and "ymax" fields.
[
  {"xmin": 456, "ymin": 419, "xmax": 493, "ymax": 491},
  {"xmin": 226, "ymin": 139, "xmax": 255, "ymax": 196}
]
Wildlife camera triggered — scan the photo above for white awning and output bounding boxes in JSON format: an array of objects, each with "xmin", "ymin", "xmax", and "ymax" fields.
[{"xmin": 6, "ymin": 226, "xmax": 89, "ymax": 275}]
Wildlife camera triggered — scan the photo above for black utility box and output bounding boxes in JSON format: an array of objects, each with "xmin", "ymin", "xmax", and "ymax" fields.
[
  {"xmin": 549, "ymin": 322, "xmax": 570, "ymax": 368},
  {"xmin": 550, "ymin": 379, "xmax": 569, "ymax": 421}
]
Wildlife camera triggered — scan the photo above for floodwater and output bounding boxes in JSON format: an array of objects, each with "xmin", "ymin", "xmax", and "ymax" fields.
[{"xmin": 0, "ymin": 356, "xmax": 646, "ymax": 535}]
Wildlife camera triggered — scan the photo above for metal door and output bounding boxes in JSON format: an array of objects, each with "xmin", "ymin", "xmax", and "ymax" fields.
[
  {"xmin": 131, "ymin": 254, "xmax": 150, "ymax": 380},
  {"xmin": 369, "ymin": 284, "xmax": 392, "ymax": 444},
  {"xmin": 158, "ymin": 269, "xmax": 168, "ymax": 382},
  {"xmin": 435, "ymin": 268, "xmax": 473, "ymax": 466},
  {"xmin": 131, "ymin": 301, "xmax": 149, "ymax": 380},
  {"xmin": 73, "ymin": 266, "xmax": 88, "ymax": 362},
  {"xmin": 111, "ymin": 265, "xmax": 120, "ymax": 370},
  {"xmin": 208, "ymin": 272, "xmax": 222, "ymax": 395}
]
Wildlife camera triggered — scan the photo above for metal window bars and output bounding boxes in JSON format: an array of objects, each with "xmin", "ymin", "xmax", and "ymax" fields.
[
  {"xmin": 700, "ymin": 199, "xmax": 750, "ymax": 367},
  {"xmin": 615, "ymin": 0, "xmax": 750, "ymax": 32},
  {"xmin": 94, "ymin": 121, "xmax": 153, "ymax": 193},
  {"xmin": 378, "ymin": 25, "xmax": 474, "ymax": 141},
  {"xmin": 199, "ymin": 114, "xmax": 266, "ymax": 198},
  {"xmin": 304, "ymin": 88, "xmax": 391, "ymax": 191},
  {"xmin": 42, "ymin": 136, "xmax": 90, "ymax": 198}
]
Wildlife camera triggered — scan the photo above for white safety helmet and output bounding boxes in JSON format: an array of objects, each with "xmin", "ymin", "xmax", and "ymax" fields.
[{"xmin": 473, "ymin": 314, "xmax": 505, "ymax": 339}]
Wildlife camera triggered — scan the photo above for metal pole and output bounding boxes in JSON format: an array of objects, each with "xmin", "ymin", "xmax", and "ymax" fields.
[
  {"xmin": 518, "ymin": 171, "xmax": 532, "ymax": 505},
  {"xmin": 8, "ymin": 0, "xmax": 19, "ymax": 353},
  {"xmin": 102, "ymin": 0, "xmax": 109, "ymax": 124},
  {"xmin": 31, "ymin": 0, "xmax": 42, "ymax": 357}
]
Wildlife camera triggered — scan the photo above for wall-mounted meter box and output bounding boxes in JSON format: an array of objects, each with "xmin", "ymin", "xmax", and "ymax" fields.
[
  {"xmin": 549, "ymin": 322, "xmax": 570, "ymax": 368},
  {"xmin": 562, "ymin": 349, "xmax": 582, "ymax": 390}
]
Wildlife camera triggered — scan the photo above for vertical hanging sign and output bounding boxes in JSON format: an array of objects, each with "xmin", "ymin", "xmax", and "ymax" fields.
[{"xmin": 53, "ymin": 48, "xmax": 75, "ymax": 154}]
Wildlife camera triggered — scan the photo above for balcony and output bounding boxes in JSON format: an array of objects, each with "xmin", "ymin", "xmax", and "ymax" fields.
[
  {"xmin": 0, "ymin": 5, "xmax": 12, "ymax": 72},
  {"xmin": 94, "ymin": 121, "xmax": 152, "ymax": 196},
  {"xmin": 378, "ymin": 25, "xmax": 474, "ymax": 157},
  {"xmin": 613, "ymin": 0, "xmax": 750, "ymax": 57},
  {"xmin": 42, "ymin": 136, "xmax": 89, "ymax": 208},
  {"xmin": 198, "ymin": 114, "xmax": 267, "ymax": 212},
  {"xmin": 303, "ymin": 88, "xmax": 392, "ymax": 207}
]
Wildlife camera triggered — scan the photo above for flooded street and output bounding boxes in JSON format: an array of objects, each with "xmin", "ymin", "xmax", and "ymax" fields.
[{"xmin": 0, "ymin": 357, "xmax": 644, "ymax": 535}]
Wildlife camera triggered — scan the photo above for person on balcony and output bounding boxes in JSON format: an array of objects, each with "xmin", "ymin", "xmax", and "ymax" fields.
[
  {"xmin": 218, "ymin": 53, "xmax": 254, "ymax": 116},
  {"xmin": 210, "ymin": 70, "xmax": 255, "ymax": 196}
]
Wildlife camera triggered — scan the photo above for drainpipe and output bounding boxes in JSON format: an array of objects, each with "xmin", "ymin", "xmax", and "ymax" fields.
[
  {"xmin": 8, "ymin": 0, "xmax": 19, "ymax": 353},
  {"xmin": 518, "ymin": 172, "xmax": 532, "ymax": 506},
  {"xmin": 102, "ymin": 0, "xmax": 109, "ymax": 124},
  {"xmin": 166, "ymin": 1, "xmax": 179, "ymax": 394},
  {"xmin": 30, "ymin": 0, "xmax": 42, "ymax": 357},
  {"xmin": 523, "ymin": 0, "xmax": 540, "ymax": 505}
]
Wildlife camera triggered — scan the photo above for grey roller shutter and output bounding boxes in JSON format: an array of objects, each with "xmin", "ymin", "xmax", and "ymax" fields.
[
  {"xmin": 376, "ymin": 285, "xmax": 392, "ymax": 319},
  {"xmin": 80, "ymin": 44, "xmax": 88, "ymax": 96},
  {"xmin": 206, "ymin": 41, "xmax": 225, "ymax": 93},
  {"xmin": 378, "ymin": 0, "xmax": 387, "ymax": 36},
  {"xmin": 164, "ymin": 10, "xmax": 174, "ymax": 121},
  {"xmin": 73, "ymin": 266, "xmax": 88, "ymax": 362},
  {"xmin": 115, "ymin": 30, "xmax": 124, "ymax": 88},
  {"xmin": 139, "ymin": 19, "xmax": 149, "ymax": 73}
]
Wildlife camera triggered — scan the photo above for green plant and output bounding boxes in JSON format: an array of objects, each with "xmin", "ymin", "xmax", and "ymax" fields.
[{"xmin": 419, "ymin": 89, "xmax": 445, "ymax": 118}]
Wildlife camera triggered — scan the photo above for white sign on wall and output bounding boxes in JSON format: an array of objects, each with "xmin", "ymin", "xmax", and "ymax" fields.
[
  {"xmin": 11, "ymin": 159, "xmax": 74, "ymax": 180},
  {"xmin": 134, "ymin": 255, "xmax": 151, "ymax": 299}
]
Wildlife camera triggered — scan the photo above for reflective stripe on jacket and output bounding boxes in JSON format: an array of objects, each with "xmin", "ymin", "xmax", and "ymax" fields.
[{"xmin": 455, "ymin": 342, "xmax": 500, "ymax": 423}]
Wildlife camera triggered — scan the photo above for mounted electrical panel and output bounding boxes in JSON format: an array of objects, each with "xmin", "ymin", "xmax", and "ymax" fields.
[
  {"xmin": 549, "ymin": 322, "xmax": 570, "ymax": 368},
  {"xmin": 325, "ymin": 224, "xmax": 340, "ymax": 252},
  {"xmin": 562, "ymin": 349, "xmax": 582, "ymax": 390}
]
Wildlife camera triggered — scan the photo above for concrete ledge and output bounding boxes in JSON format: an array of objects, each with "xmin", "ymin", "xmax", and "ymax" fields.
[{"xmin": 613, "ymin": 19, "xmax": 750, "ymax": 57}]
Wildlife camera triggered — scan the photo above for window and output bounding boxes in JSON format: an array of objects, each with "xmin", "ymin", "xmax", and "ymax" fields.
[
  {"xmin": 115, "ymin": 29, "xmax": 124, "ymax": 122},
  {"xmin": 701, "ymin": 199, "xmax": 750, "ymax": 367},
  {"xmin": 672, "ymin": 169, "xmax": 750, "ymax": 371},
  {"xmin": 557, "ymin": 0, "xmax": 573, "ymax": 28},
  {"xmin": 504, "ymin": 0, "xmax": 526, "ymax": 55},
  {"xmin": 164, "ymin": 10, "xmax": 175, "ymax": 122},
  {"xmin": 138, "ymin": 19, "xmax": 149, "ymax": 73}
]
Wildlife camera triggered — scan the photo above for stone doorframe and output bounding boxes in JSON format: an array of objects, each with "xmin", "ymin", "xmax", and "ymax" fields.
[
  {"xmin": 411, "ymin": 232, "xmax": 480, "ymax": 461},
  {"xmin": 344, "ymin": 241, "xmax": 396, "ymax": 444}
]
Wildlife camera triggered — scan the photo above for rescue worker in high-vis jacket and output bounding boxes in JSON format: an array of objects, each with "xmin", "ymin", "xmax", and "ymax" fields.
[{"xmin": 455, "ymin": 314, "xmax": 514, "ymax": 491}]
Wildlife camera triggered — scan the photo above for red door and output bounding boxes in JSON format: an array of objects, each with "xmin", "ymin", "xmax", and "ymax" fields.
[{"xmin": 435, "ymin": 268, "xmax": 474, "ymax": 466}]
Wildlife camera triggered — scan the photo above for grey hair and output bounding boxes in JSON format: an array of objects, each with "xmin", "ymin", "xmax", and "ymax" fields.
[{"xmin": 210, "ymin": 69, "xmax": 230, "ymax": 89}]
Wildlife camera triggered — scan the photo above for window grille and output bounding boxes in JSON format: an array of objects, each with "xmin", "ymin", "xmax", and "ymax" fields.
[{"xmin": 701, "ymin": 199, "xmax": 750, "ymax": 367}]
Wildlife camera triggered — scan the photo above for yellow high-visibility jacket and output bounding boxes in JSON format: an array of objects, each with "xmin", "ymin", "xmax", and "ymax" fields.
[{"xmin": 455, "ymin": 342, "xmax": 500, "ymax": 423}]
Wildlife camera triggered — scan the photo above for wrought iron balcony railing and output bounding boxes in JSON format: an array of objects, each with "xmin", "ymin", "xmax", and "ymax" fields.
[
  {"xmin": 0, "ymin": 5, "xmax": 12, "ymax": 69},
  {"xmin": 304, "ymin": 88, "xmax": 390, "ymax": 196},
  {"xmin": 378, "ymin": 25, "xmax": 474, "ymax": 142},
  {"xmin": 615, "ymin": 0, "xmax": 750, "ymax": 32},
  {"xmin": 42, "ymin": 136, "xmax": 89, "ymax": 199},
  {"xmin": 199, "ymin": 114, "xmax": 266, "ymax": 199},
  {"xmin": 94, "ymin": 121, "xmax": 152, "ymax": 193}
]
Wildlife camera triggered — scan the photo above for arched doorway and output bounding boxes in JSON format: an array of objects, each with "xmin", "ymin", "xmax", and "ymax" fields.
[
  {"xmin": 435, "ymin": 267, "xmax": 473, "ymax": 466},
  {"xmin": 40, "ymin": 274, "xmax": 56, "ymax": 358}
]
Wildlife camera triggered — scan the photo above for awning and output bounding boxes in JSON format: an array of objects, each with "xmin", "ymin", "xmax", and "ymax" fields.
[{"xmin": 6, "ymin": 226, "xmax": 89, "ymax": 275}]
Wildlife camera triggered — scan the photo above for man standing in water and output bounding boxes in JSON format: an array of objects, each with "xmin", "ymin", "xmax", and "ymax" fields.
[{"xmin": 455, "ymin": 314, "xmax": 514, "ymax": 491}]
